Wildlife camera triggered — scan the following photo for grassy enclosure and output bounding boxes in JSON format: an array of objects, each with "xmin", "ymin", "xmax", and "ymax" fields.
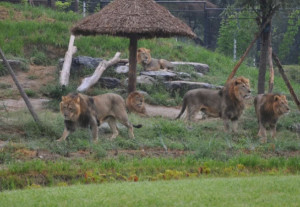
[
  {"xmin": 0, "ymin": 2, "xmax": 300, "ymax": 196},
  {"xmin": 1, "ymin": 176, "xmax": 300, "ymax": 207}
]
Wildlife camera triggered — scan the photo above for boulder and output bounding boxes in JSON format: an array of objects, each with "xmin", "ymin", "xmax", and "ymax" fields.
[
  {"xmin": 175, "ymin": 72, "xmax": 191, "ymax": 80},
  {"xmin": 140, "ymin": 71, "xmax": 178, "ymax": 81},
  {"xmin": 164, "ymin": 80, "xmax": 223, "ymax": 95},
  {"xmin": 99, "ymin": 77, "xmax": 121, "ymax": 89},
  {"xmin": 137, "ymin": 75, "xmax": 156, "ymax": 85},
  {"xmin": 290, "ymin": 123, "xmax": 300, "ymax": 133},
  {"xmin": 124, "ymin": 75, "xmax": 156, "ymax": 86},
  {"xmin": 115, "ymin": 65, "xmax": 129, "ymax": 74},
  {"xmin": 171, "ymin": 61, "xmax": 209, "ymax": 74},
  {"xmin": 70, "ymin": 56, "xmax": 102, "ymax": 72},
  {"xmin": 0, "ymin": 59, "xmax": 28, "ymax": 72}
]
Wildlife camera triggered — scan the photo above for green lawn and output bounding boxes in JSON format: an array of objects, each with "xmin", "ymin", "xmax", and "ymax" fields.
[{"xmin": 1, "ymin": 175, "xmax": 300, "ymax": 207}]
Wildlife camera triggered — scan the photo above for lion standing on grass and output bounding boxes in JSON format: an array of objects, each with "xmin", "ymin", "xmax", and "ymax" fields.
[
  {"xmin": 254, "ymin": 93, "xmax": 290, "ymax": 143},
  {"xmin": 58, "ymin": 93, "xmax": 142, "ymax": 143},
  {"xmin": 176, "ymin": 76, "xmax": 251, "ymax": 132},
  {"xmin": 137, "ymin": 48, "xmax": 174, "ymax": 71}
]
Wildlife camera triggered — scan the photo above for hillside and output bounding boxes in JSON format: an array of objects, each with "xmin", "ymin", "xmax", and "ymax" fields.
[{"xmin": 0, "ymin": 2, "xmax": 300, "ymax": 192}]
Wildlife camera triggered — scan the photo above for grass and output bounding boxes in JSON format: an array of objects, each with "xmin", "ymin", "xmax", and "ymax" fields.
[
  {"xmin": 1, "ymin": 2, "xmax": 300, "ymax": 194},
  {"xmin": 1, "ymin": 176, "xmax": 300, "ymax": 207}
]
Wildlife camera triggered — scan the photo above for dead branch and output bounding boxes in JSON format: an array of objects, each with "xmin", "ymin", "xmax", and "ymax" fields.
[
  {"xmin": 272, "ymin": 52, "xmax": 300, "ymax": 111},
  {"xmin": 226, "ymin": 5, "xmax": 280, "ymax": 82},
  {"xmin": 77, "ymin": 52, "xmax": 121, "ymax": 92},
  {"xmin": 60, "ymin": 35, "xmax": 77, "ymax": 86},
  {"xmin": 0, "ymin": 48, "xmax": 40, "ymax": 123}
]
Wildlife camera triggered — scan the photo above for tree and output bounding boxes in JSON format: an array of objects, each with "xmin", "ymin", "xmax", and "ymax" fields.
[{"xmin": 236, "ymin": 0, "xmax": 285, "ymax": 94}]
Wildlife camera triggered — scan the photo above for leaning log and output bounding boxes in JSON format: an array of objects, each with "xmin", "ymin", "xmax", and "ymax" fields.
[
  {"xmin": 0, "ymin": 48, "xmax": 40, "ymax": 123},
  {"xmin": 77, "ymin": 52, "xmax": 121, "ymax": 92},
  {"xmin": 272, "ymin": 52, "xmax": 300, "ymax": 111},
  {"xmin": 226, "ymin": 6, "xmax": 279, "ymax": 82},
  {"xmin": 60, "ymin": 35, "xmax": 77, "ymax": 86}
]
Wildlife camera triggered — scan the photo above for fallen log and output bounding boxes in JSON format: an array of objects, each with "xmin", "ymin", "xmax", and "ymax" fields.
[
  {"xmin": 60, "ymin": 35, "xmax": 77, "ymax": 86},
  {"xmin": 77, "ymin": 52, "xmax": 121, "ymax": 92}
]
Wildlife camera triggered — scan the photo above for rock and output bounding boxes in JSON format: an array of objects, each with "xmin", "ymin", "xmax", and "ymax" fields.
[
  {"xmin": 137, "ymin": 75, "xmax": 156, "ymax": 85},
  {"xmin": 0, "ymin": 59, "xmax": 28, "ymax": 72},
  {"xmin": 195, "ymin": 72, "xmax": 204, "ymax": 77},
  {"xmin": 194, "ymin": 64, "xmax": 210, "ymax": 74},
  {"xmin": 59, "ymin": 56, "xmax": 103, "ymax": 73},
  {"xmin": 124, "ymin": 75, "xmax": 156, "ymax": 86},
  {"xmin": 99, "ymin": 77, "xmax": 121, "ymax": 89},
  {"xmin": 175, "ymin": 72, "xmax": 191, "ymax": 80},
  {"xmin": 99, "ymin": 122, "xmax": 125, "ymax": 134},
  {"xmin": 290, "ymin": 123, "xmax": 300, "ymax": 133},
  {"xmin": 140, "ymin": 71, "xmax": 178, "ymax": 81},
  {"xmin": 115, "ymin": 65, "xmax": 129, "ymax": 74},
  {"xmin": 171, "ymin": 61, "xmax": 209, "ymax": 74},
  {"xmin": 164, "ymin": 81, "xmax": 223, "ymax": 95}
]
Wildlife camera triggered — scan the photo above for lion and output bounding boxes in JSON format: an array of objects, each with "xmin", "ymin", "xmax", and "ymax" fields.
[
  {"xmin": 137, "ymin": 47, "xmax": 174, "ymax": 71},
  {"xmin": 57, "ymin": 93, "xmax": 142, "ymax": 142},
  {"xmin": 254, "ymin": 93, "xmax": 289, "ymax": 143},
  {"xmin": 176, "ymin": 76, "xmax": 251, "ymax": 132},
  {"xmin": 126, "ymin": 91, "xmax": 147, "ymax": 116}
]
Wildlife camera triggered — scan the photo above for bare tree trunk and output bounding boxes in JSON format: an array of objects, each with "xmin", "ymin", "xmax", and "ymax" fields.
[
  {"xmin": 272, "ymin": 52, "xmax": 300, "ymax": 111},
  {"xmin": 60, "ymin": 35, "xmax": 77, "ymax": 87},
  {"xmin": 28, "ymin": 0, "xmax": 34, "ymax": 6},
  {"xmin": 77, "ymin": 52, "xmax": 121, "ymax": 92},
  {"xmin": 268, "ymin": 30, "xmax": 274, "ymax": 93},
  {"xmin": 0, "ymin": 48, "xmax": 40, "ymax": 124},
  {"xmin": 128, "ymin": 36, "xmax": 138, "ymax": 93},
  {"xmin": 74, "ymin": 0, "xmax": 79, "ymax": 12},
  {"xmin": 257, "ymin": 21, "xmax": 270, "ymax": 94}
]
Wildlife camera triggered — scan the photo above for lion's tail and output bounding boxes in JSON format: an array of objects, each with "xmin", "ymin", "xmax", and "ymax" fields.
[
  {"xmin": 175, "ymin": 96, "xmax": 187, "ymax": 120},
  {"xmin": 133, "ymin": 124, "xmax": 142, "ymax": 128}
]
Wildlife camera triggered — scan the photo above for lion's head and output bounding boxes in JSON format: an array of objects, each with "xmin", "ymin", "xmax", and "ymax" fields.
[
  {"xmin": 137, "ymin": 48, "xmax": 152, "ymax": 64},
  {"xmin": 227, "ymin": 76, "xmax": 251, "ymax": 102},
  {"xmin": 126, "ymin": 91, "xmax": 146, "ymax": 115},
  {"xmin": 60, "ymin": 93, "xmax": 82, "ymax": 122},
  {"xmin": 273, "ymin": 94, "xmax": 289, "ymax": 116}
]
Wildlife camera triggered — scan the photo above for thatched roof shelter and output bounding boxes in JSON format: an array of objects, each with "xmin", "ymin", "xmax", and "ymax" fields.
[{"xmin": 72, "ymin": 0, "xmax": 196, "ymax": 92}]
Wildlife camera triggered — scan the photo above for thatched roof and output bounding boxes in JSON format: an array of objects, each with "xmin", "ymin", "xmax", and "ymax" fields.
[{"xmin": 71, "ymin": 0, "xmax": 196, "ymax": 39}]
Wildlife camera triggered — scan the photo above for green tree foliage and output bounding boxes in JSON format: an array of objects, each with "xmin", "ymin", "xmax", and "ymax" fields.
[
  {"xmin": 217, "ymin": 11, "xmax": 257, "ymax": 59},
  {"xmin": 279, "ymin": 10, "xmax": 300, "ymax": 64}
]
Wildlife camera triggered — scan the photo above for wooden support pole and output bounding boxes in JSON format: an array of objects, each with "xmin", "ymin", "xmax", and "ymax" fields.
[
  {"xmin": 272, "ymin": 52, "xmax": 300, "ymax": 111},
  {"xmin": 0, "ymin": 48, "xmax": 40, "ymax": 123},
  {"xmin": 77, "ymin": 52, "xmax": 121, "ymax": 92},
  {"xmin": 128, "ymin": 36, "xmax": 138, "ymax": 93},
  {"xmin": 60, "ymin": 35, "xmax": 77, "ymax": 86}
]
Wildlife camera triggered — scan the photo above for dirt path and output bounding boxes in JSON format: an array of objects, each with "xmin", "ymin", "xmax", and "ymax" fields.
[{"xmin": 0, "ymin": 64, "xmax": 203, "ymax": 119}]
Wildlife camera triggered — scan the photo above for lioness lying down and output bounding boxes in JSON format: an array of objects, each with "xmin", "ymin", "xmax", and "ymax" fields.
[
  {"xmin": 254, "ymin": 93, "xmax": 289, "ymax": 143},
  {"xmin": 176, "ymin": 76, "xmax": 251, "ymax": 132},
  {"xmin": 57, "ymin": 93, "xmax": 142, "ymax": 142},
  {"xmin": 137, "ymin": 47, "xmax": 174, "ymax": 71}
]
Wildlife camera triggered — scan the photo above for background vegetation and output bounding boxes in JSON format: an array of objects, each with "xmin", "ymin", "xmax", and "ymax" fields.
[{"xmin": 0, "ymin": 2, "xmax": 300, "ymax": 195}]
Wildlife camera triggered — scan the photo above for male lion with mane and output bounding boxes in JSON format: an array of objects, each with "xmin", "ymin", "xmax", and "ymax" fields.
[
  {"xmin": 254, "ymin": 93, "xmax": 289, "ymax": 143},
  {"xmin": 176, "ymin": 76, "xmax": 251, "ymax": 132},
  {"xmin": 126, "ymin": 91, "xmax": 147, "ymax": 116},
  {"xmin": 57, "ymin": 93, "xmax": 142, "ymax": 142},
  {"xmin": 137, "ymin": 47, "xmax": 174, "ymax": 71}
]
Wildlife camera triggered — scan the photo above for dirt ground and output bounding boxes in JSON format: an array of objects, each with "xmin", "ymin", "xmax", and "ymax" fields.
[{"xmin": 0, "ymin": 64, "xmax": 204, "ymax": 120}]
